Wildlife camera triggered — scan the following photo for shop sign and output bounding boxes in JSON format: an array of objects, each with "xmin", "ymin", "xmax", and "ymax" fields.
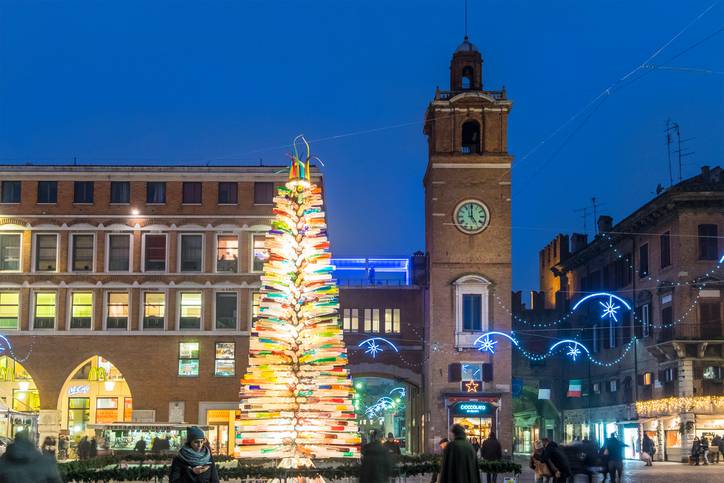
[
  {"xmin": 68, "ymin": 385, "xmax": 90, "ymax": 396},
  {"xmin": 453, "ymin": 401, "xmax": 491, "ymax": 416}
]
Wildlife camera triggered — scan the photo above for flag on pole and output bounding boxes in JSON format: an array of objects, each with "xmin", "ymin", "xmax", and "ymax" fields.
[{"xmin": 567, "ymin": 379, "xmax": 582, "ymax": 397}]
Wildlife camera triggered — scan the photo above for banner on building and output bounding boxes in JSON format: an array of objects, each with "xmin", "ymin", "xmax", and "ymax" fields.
[{"xmin": 567, "ymin": 379, "xmax": 582, "ymax": 398}]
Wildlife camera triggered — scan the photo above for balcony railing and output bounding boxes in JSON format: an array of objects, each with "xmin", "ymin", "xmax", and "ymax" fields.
[{"xmin": 436, "ymin": 89, "xmax": 506, "ymax": 101}]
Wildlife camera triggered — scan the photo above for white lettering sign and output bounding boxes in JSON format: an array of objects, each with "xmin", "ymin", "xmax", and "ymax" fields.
[{"xmin": 68, "ymin": 385, "xmax": 90, "ymax": 396}]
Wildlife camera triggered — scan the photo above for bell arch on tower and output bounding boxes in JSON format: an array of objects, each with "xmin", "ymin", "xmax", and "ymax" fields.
[{"xmin": 461, "ymin": 120, "xmax": 481, "ymax": 154}]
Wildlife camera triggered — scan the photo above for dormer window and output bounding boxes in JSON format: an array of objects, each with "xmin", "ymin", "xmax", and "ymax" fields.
[{"xmin": 461, "ymin": 121, "xmax": 481, "ymax": 154}]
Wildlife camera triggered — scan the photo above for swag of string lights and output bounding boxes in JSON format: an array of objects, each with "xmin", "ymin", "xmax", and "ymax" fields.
[{"xmin": 237, "ymin": 136, "xmax": 360, "ymax": 469}]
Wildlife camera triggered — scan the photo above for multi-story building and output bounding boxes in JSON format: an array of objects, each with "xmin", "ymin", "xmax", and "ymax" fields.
[
  {"xmin": 0, "ymin": 165, "xmax": 294, "ymax": 453},
  {"xmin": 514, "ymin": 165, "xmax": 724, "ymax": 462}
]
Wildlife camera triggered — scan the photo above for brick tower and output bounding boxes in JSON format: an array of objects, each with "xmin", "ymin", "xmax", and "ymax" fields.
[{"xmin": 422, "ymin": 36, "xmax": 513, "ymax": 453}]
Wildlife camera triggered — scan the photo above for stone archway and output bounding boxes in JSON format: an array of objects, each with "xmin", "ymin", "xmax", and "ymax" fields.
[{"xmin": 0, "ymin": 355, "xmax": 40, "ymax": 438}]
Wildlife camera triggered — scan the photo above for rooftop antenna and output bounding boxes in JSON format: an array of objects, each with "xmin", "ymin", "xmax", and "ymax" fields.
[
  {"xmin": 573, "ymin": 206, "xmax": 589, "ymax": 235},
  {"xmin": 665, "ymin": 119, "xmax": 695, "ymax": 183}
]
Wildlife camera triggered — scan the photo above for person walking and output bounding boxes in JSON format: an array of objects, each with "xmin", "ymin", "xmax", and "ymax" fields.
[
  {"xmin": 41, "ymin": 436, "xmax": 56, "ymax": 460},
  {"xmin": 529, "ymin": 440, "xmax": 552, "ymax": 483},
  {"xmin": 169, "ymin": 426, "xmax": 219, "ymax": 483},
  {"xmin": 439, "ymin": 424, "xmax": 481, "ymax": 483},
  {"xmin": 480, "ymin": 432, "xmax": 502, "ymax": 483},
  {"xmin": 471, "ymin": 437, "xmax": 481, "ymax": 457},
  {"xmin": 701, "ymin": 436, "xmax": 710, "ymax": 465},
  {"xmin": 77, "ymin": 436, "xmax": 90, "ymax": 461},
  {"xmin": 691, "ymin": 436, "xmax": 702, "ymax": 465},
  {"xmin": 89, "ymin": 437, "xmax": 98, "ymax": 458},
  {"xmin": 360, "ymin": 430, "xmax": 393, "ymax": 483},
  {"xmin": 534, "ymin": 439, "xmax": 570, "ymax": 483},
  {"xmin": 641, "ymin": 433, "xmax": 655, "ymax": 466},
  {"xmin": 382, "ymin": 432, "xmax": 401, "ymax": 457},
  {"xmin": 603, "ymin": 433, "xmax": 626, "ymax": 482},
  {"xmin": 0, "ymin": 430, "xmax": 62, "ymax": 483},
  {"xmin": 715, "ymin": 434, "xmax": 723, "ymax": 463}
]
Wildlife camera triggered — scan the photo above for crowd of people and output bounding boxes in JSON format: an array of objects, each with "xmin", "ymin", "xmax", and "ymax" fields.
[{"xmin": 691, "ymin": 434, "xmax": 723, "ymax": 465}]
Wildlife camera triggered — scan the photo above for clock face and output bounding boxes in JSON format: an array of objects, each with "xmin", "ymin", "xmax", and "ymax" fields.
[{"xmin": 454, "ymin": 200, "xmax": 490, "ymax": 234}]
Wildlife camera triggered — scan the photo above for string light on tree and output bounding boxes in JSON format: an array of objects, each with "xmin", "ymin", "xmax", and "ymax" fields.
[{"xmin": 237, "ymin": 136, "xmax": 360, "ymax": 467}]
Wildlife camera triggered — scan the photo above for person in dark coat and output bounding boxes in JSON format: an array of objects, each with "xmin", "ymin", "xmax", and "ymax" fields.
[
  {"xmin": 169, "ymin": 426, "xmax": 219, "ymax": 483},
  {"xmin": 360, "ymin": 430, "xmax": 393, "ymax": 483},
  {"xmin": 77, "ymin": 436, "xmax": 90, "ymax": 460},
  {"xmin": 382, "ymin": 432, "xmax": 401, "ymax": 457},
  {"xmin": 603, "ymin": 433, "xmax": 626, "ymax": 482},
  {"xmin": 134, "ymin": 438, "xmax": 147, "ymax": 454},
  {"xmin": 641, "ymin": 434, "xmax": 655, "ymax": 466},
  {"xmin": 89, "ymin": 437, "xmax": 98, "ymax": 458},
  {"xmin": 691, "ymin": 436, "xmax": 702, "ymax": 465},
  {"xmin": 439, "ymin": 424, "xmax": 481, "ymax": 483},
  {"xmin": 0, "ymin": 430, "xmax": 62, "ymax": 483},
  {"xmin": 535, "ymin": 439, "xmax": 570, "ymax": 483},
  {"xmin": 480, "ymin": 432, "xmax": 502, "ymax": 483},
  {"xmin": 712, "ymin": 434, "xmax": 722, "ymax": 463}
]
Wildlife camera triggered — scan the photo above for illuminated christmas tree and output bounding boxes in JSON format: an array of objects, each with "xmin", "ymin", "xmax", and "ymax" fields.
[{"xmin": 237, "ymin": 137, "xmax": 360, "ymax": 466}]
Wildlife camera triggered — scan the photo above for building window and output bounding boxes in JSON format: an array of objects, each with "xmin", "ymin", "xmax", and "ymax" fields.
[
  {"xmin": 146, "ymin": 182, "xmax": 166, "ymax": 204},
  {"xmin": 609, "ymin": 380, "xmax": 617, "ymax": 393},
  {"xmin": 143, "ymin": 234, "xmax": 166, "ymax": 271},
  {"xmin": 660, "ymin": 231, "xmax": 671, "ymax": 268},
  {"xmin": 214, "ymin": 342, "xmax": 235, "ymax": 377},
  {"xmin": 0, "ymin": 234, "xmax": 21, "ymax": 271},
  {"xmin": 178, "ymin": 342, "xmax": 199, "ymax": 377},
  {"xmin": 363, "ymin": 309, "xmax": 371, "ymax": 332},
  {"xmin": 73, "ymin": 181, "xmax": 94, "ymax": 203},
  {"xmin": 179, "ymin": 234, "xmax": 203, "ymax": 272},
  {"xmin": 218, "ymin": 182, "xmax": 237, "ymax": 204},
  {"xmin": 641, "ymin": 303, "xmax": 650, "ymax": 338},
  {"xmin": 251, "ymin": 233, "xmax": 268, "ymax": 272},
  {"xmin": 216, "ymin": 235, "xmax": 238, "ymax": 272},
  {"xmin": 37, "ymin": 181, "xmax": 57, "ymax": 203},
  {"xmin": 698, "ymin": 224, "xmax": 719, "ymax": 260},
  {"xmin": 703, "ymin": 366, "xmax": 722, "ymax": 380},
  {"xmin": 251, "ymin": 292, "xmax": 261, "ymax": 329},
  {"xmin": 642, "ymin": 372, "xmax": 653, "ymax": 386},
  {"xmin": 110, "ymin": 181, "xmax": 130, "ymax": 204},
  {"xmin": 462, "ymin": 294, "xmax": 482, "ymax": 331},
  {"xmin": 462, "ymin": 363, "xmax": 482, "ymax": 382},
  {"xmin": 95, "ymin": 397, "xmax": 119, "ymax": 423},
  {"xmin": 70, "ymin": 292, "xmax": 93, "ymax": 329},
  {"xmin": 384, "ymin": 308, "xmax": 401, "ymax": 333},
  {"xmin": 342, "ymin": 308, "xmax": 359, "ymax": 331},
  {"xmin": 34, "ymin": 234, "xmax": 57, "ymax": 271},
  {"xmin": 215, "ymin": 292, "xmax": 237, "ymax": 330},
  {"xmin": 143, "ymin": 292, "xmax": 165, "ymax": 330},
  {"xmin": 106, "ymin": 292, "xmax": 129, "ymax": 329},
  {"xmin": 179, "ymin": 292, "xmax": 202, "ymax": 329},
  {"xmin": 33, "ymin": 292, "xmax": 56, "ymax": 329},
  {"xmin": 108, "ymin": 234, "xmax": 131, "ymax": 271},
  {"xmin": 1, "ymin": 181, "xmax": 21, "ymax": 203},
  {"xmin": 371, "ymin": 309, "xmax": 380, "ymax": 332},
  {"xmin": 593, "ymin": 383, "xmax": 601, "ymax": 394},
  {"xmin": 182, "ymin": 182, "xmax": 202, "ymax": 204},
  {"xmin": 639, "ymin": 243, "xmax": 649, "ymax": 278},
  {"xmin": 71, "ymin": 234, "xmax": 94, "ymax": 271},
  {"xmin": 0, "ymin": 292, "xmax": 19, "ymax": 330},
  {"xmin": 68, "ymin": 398, "xmax": 90, "ymax": 434},
  {"xmin": 461, "ymin": 120, "xmax": 481, "ymax": 154},
  {"xmin": 253, "ymin": 182, "xmax": 274, "ymax": 204},
  {"xmin": 700, "ymin": 300, "xmax": 722, "ymax": 339}
]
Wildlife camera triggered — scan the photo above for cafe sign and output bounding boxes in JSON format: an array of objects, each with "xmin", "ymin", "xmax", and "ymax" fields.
[
  {"xmin": 452, "ymin": 401, "xmax": 493, "ymax": 416},
  {"xmin": 68, "ymin": 385, "xmax": 90, "ymax": 396}
]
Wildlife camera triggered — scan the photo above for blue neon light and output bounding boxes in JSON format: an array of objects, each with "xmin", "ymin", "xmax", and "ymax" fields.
[
  {"xmin": 720, "ymin": 253, "xmax": 724, "ymax": 264},
  {"xmin": 548, "ymin": 339, "xmax": 590, "ymax": 356},
  {"xmin": 473, "ymin": 331, "xmax": 520, "ymax": 354},
  {"xmin": 358, "ymin": 337, "xmax": 400, "ymax": 358},
  {"xmin": 572, "ymin": 292, "xmax": 632, "ymax": 311}
]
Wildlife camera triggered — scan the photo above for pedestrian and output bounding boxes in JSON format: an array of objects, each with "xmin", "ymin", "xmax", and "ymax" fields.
[
  {"xmin": 89, "ymin": 437, "xmax": 98, "ymax": 458},
  {"xmin": 701, "ymin": 435, "xmax": 710, "ymax": 465},
  {"xmin": 382, "ymin": 432, "xmax": 402, "ymax": 457},
  {"xmin": 472, "ymin": 437, "xmax": 481, "ymax": 456},
  {"xmin": 529, "ymin": 440, "xmax": 552, "ymax": 483},
  {"xmin": 77, "ymin": 436, "xmax": 90, "ymax": 460},
  {"xmin": 134, "ymin": 437, "xmax": 147, "ymax": 454},
  {"xmin": 439, "ymin": 424, "xmax": 482, "ymax": 483},
  {"xmin": 603, "ymin": 433, "xmax": 626, "ymax": 482},
  {"xmin": 0, "ymin": 430, "xmax": 62, "ymax": 483},
  {"xmin": 480, "ymin": 432, "xmax": 502, "ymax": 483},
  {"xmin": 715, "ymin": 434, "xmax": 723, "ymax": 463},
  {"xmin": 641, "ymin": 433, "xmax": 655, "ymax": 466},
  {"xmin": 169, "ymin": 426, "xmax": 219, "ymax": 483},
  {"xmin": 41, "ymin": 436, "xmax": 56, "ymax": 459},
  {"xmin": 534, "ymin": 439, "xmax": 570, "ymax": 483},
  {"xmin": 430, "ymin": 437, "xmax": 449, "ymax": 483},
  {"xmin": 691, "ymin": 436, "xmax": 701, "ymax": 465},
  {"xmin": 360, "ymin": 430, "xmax": 393, "ymax": 483}
]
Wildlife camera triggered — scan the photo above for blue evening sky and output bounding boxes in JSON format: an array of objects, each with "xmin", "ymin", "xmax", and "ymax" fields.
[{"xmin": 0, "ymin": 0, "xmax": 722, "ymax": 293}]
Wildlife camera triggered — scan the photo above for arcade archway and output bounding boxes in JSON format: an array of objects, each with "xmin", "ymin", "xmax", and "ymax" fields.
[
  {"xmin": 58, "ymin": 356, "xmax": 132, "ymax": 437},
  {"xmin": 0, "ymin": 355, "xmax": 39, "ymax": 437}
]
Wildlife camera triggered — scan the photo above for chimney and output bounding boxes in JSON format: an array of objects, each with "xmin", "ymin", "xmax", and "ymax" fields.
[
  {"xmin": 512, "ymin": 291, "xmax": 523, "ymax": 313},
  {"xmin": 411, "ymin": 251, "xmax": 428, "ymax": 286},
  {"xmin": 570, "ymin": 233, "xmax": 588, "ymax": 253},
  {"xmin": 530, "ymin": 291, "xmax": 546, "ymax": 311},
  {"xmin": 701, "ymin": 165, "xmax": 710, "ymax": 179},
  {"xmin": 597, "ymin": 215, "xmax": 613, "ymax": 234}
]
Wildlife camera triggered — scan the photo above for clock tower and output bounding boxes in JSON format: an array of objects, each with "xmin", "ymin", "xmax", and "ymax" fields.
[{"xmin": 422, "ymin": 37, "xmax": 513, "ymax": 452}]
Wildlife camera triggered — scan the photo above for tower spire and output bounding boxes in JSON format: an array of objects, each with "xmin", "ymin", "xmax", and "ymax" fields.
[{"xmin": 464, "ymin": 0, "xmax": 468, "ymax": 38}]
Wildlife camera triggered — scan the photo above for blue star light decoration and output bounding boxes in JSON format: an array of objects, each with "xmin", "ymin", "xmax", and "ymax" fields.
[
  {"xmin": 478, "ymin": 336, "xmax": 498, "ymax": 354},
  {"xmin": 364, "ymin": 340, "xmax": 382, "ymax": 358},
  {"xmin": 600, "ymin": 296, "xmax": 621, "ymax": 322},
  {"xmin": 566, "ymin": 344, "xmax": 582, "ymax": 361}
]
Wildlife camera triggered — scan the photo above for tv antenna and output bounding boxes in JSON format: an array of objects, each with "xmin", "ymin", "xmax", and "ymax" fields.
[{"xmin": 665, "ymin": 119, "xmax": 695, "ymax": 184}]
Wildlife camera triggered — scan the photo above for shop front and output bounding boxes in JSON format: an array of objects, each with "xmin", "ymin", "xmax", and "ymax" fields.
[
  {"xmin": 446, "ymin": 396, "xmax": 499, "ymax": 443},
  {"xmin": 88, "ymin": 423, "xmax": 211, "ymax": 454}
]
